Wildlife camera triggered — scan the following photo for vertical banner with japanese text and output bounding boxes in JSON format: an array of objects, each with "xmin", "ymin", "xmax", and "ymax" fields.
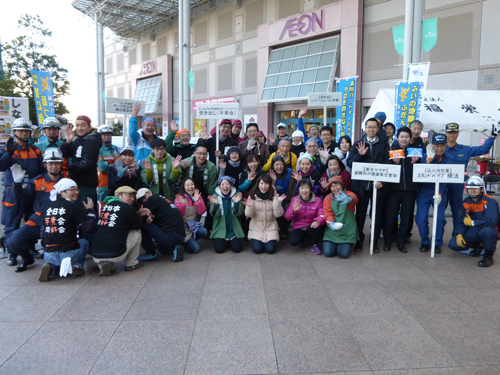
[
  {"xmin": 408, "ymin": 62, "xmax": 430, "ymax": 121},
  {"xmin": 394, "ymin": 82, "xmax": 420, "ymax": 130},
  {"xmin": 335, "ymin": 77, "xmax": 356, "ymax": 141},
  {"xmin": 30, "ymin": 70, "xmax": 55, "ymax": 125}
]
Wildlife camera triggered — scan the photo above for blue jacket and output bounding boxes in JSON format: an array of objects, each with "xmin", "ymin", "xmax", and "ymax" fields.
[
  {"xmin": 455, "ymin": 194, "xmax": 499, "ymax": 237},
  {"xmin": 0, "ymin": 143, "xmax": 44, "ymax": 188},
  {"xmin": 446, "ymin": 137, "xmax": 495, "ymax": 171},
  {"xmin": 129, "ymin": 116, "xmax": 158, "ymax": 165},
  {"xmin": 419, "ymin": 152, "xmax": 452, "ymax": 195}
]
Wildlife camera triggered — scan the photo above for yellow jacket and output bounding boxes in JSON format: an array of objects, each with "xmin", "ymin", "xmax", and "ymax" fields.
[{"xmin": 263, "ymin": 151, "xmax": 297, "ymax": 172}]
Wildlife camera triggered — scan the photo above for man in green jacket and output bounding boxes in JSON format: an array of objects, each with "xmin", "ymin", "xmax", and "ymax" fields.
[{"xmin": 165, "ymin": 120, "xmax": 195, "ymax": 159}]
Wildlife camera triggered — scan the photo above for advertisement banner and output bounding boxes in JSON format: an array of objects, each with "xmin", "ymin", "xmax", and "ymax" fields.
[
  {"xmin": 392, "ymin": 25, "xmax": 405, "ymax": 56},
  {"xmin": 335, "ymin": 77, "xmax": 356, "ymax": 140},
  {"xmin": 422, "ymin": 18, "xmax": 438, "ymax": 52},
  {"xmin": 192, "ymin": 96, "xmax": 235, "ymax": 112},
  {"xmin": 106, "ymin": 97, "xmax": 146, "ymax": 116},
  {"xmin": 394, "ymin": 82, "xmax": 420, "ymax": 130},
  {"xmin": 408, "ymin": 62, "xmax": 430, "ymax": 120},
  {"xmin": 30, "ymin": 70, "xmax": 55, "ymax": 125}
]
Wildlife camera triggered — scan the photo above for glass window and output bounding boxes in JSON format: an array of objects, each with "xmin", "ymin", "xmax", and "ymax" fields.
[
  {"xmin": 260, "ymin": 36, "xmax": 339, "ymax": 102},
  {"xmin": 133, "ymin": 76, "xmax": 162, "ymax": 114}
]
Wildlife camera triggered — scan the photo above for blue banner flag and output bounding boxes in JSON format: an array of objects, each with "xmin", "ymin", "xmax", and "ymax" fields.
[
  {"xmin": 394, "ymin": 82, "xmax": 420, "ymax": 130},
  {"xmin": 335, "ymin": 77, "xmax": 356, "ymax": 141},
  {"xmin": 30, "ymin": 70, "xmax": 56, "ymax": 124}
]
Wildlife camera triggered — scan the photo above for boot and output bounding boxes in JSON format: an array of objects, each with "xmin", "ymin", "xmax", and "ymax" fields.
[
  {"xmin": 6, "ymin": 251, "xmax": 18, "ymax": 266},
  {"xmin": 28, "ymin": 243, "xmax": 43, "ymax": 259},
  {"xmin": 478, "ymin": 251, "xmax": 494, "ymax": 268},
  {"xmin": 15, "ymin": 254, "xmax": 35, "ymax": 273}
]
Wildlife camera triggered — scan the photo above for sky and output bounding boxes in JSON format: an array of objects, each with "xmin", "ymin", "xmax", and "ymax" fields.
[{"xmin": 2, "ymin": 0, "xmax": 114, "ymax": 124}]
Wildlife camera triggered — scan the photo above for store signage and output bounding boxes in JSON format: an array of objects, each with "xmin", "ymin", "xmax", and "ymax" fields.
[
  {"xmin": 308, "ymin": 92, "xmax": 342, "ymax": 107},
  {"xmin": 352, "ymin": 163, "xmax": 401, "ymax": 183},
  {"xmin": 413, "ymin": 164, "xmax": 464, "ymax": 183},
  {"xmin": 106, "ymin": 97, "xmax": 146, "ymax": 116},
  {"xmin": 197, "ymin": 103, "xmax": 239, "ymax": 119},
  {"xmin": 279, "ymin": 9, "xmax": 324, "ymax": 40},
  {"xmin": 192, "ymin": 96, "xmax": 235, "ymax": 112},
  {"xmin": 140, "ymin": 60, "xmax": 157, "ymax": 76}
]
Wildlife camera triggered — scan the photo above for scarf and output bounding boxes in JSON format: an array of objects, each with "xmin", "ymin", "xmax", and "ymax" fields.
[
  {"xmin": 228, "ymin": 160, "xmax": 241, "ymax": 168},
  {"xmin": 326, "ymin": 168, "xmax": 340, "ymax": 179},
  {"xmin": 217, "ymin": 188, "xmax": 236, "ymax": 216},
  {"xmin": 189, "ymin": 160, "xmax": 208, "ymax": 185},
  {"xmin": 256, "ymin": 190, "xmax": 270, "ymax": 200},
  {"xmin": 186, "ymin": 220, "xmax": 203, "ymax": 239},
  {"xmin": 115, "ymin": 159, "xmax": 139, "ymax": 178}
]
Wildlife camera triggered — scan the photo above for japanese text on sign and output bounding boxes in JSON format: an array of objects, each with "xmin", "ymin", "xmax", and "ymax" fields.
[
  {"xmin": 395, "ymin": 82, "xmax": 420, "ymax": 130},
  {"xmin": 336, "ymin": 78, "xmax": 356, "ymax": 140},
  {"xmin": 351, "ymin": 162, "xmax": 401, "ymax": 183},
  {"xmin": 105, "ymin": 97, "xmax": 146, "ymax": 116},
  {"xmin": 413, "ymin": 164, "xmax": 464, "ymax": 183},
  {"xmin": 197, "ymin": 103, "xmax": 239, "ymax": 119},
  {"xmin": 307, "ymin": 92, "xmax": 342, "ymax": 107},
  {"xmin": 30, "ymin": 70, "xmax": 55, "ymax": 124}
]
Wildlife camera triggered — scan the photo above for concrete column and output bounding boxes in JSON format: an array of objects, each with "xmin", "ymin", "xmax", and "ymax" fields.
[
  {"xmin": 412, "ymin": 0, "xmax": 423, "ymax": 63},
  {"xmin": 403, "ymin": 0, "xmax": 414, "ymax": 82}
]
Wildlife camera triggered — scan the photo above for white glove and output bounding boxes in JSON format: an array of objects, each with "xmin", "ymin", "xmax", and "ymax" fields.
[
  {"xmin": 333, "ymin": 222, "xmax": 343, "ymax": 230},
  {"xmin": 433, "ymin": 194, "xmax": 442, "ymax": 205},
  {"xmin": 426, "ymin": 143, "xmax": 435, "ymax": 162},
  {"xmin": 247, "ymin": 138, "xmax": 257, "ymax": 151},
  {"xmin": 10, "ymin": 164, "xmax": 26, "ymax": 183}
]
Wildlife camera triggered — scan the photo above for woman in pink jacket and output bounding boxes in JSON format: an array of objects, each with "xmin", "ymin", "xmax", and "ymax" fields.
[
  {"xmin": 174, "ymin": 177, "xmax": 207, "ymax": 254},
  {"xmin": 284, "ymin": 179, "xmax": 326, "ymax": 255}
]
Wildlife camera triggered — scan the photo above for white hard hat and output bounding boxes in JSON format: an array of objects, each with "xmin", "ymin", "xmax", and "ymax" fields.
[
  {"xmin": 465, "ymin": 176, "xmax": 484, "ymax": 189},
  {"xmin": 98, "ymin": 124, "xmax": 114, "ymax": 134},
  {"xmin": 43, "ymin": 148, "xmax": 64, "ymax": 163},
  {"xmin": 42, "ymin": 117, "xmax": 61, "ymax": 128},
  {"xmin": 12, "ymin": 118, "xmax": 33, "ymax": 130}
]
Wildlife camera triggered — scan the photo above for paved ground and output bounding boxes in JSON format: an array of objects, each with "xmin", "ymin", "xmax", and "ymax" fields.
[{"xmin": 0, "ymin": 221, "xmax": 499, "ymax": 375}]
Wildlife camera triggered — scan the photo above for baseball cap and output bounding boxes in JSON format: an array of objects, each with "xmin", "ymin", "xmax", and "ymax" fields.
[
  {"xmin": 432, "ymin": 133, "xmax": 447, "ymax": 144},
  {"xmin": 374, "ymin": 112, "xmax": 386, "ymax": 124},
  {"xmin": 277, "ymin": 122, "xmax": 287, "ymax": 129},
  {"xmin": 114, "ymin": 186, "xmax": 137, "ymax": 197},
  {"xmin": 219, "ymin": 119, "xmax": 232, "ymax": 126},
  {"xmin": 232, "ymin": 119, "xmax": 242, "ymax": 128},
  {"xmin": 136, "ymin": 188, "xmax": 151, "ymax": 200},
  {"xmin": 445, "ymin": 123, "xmax": 459, "ymax": 132}
]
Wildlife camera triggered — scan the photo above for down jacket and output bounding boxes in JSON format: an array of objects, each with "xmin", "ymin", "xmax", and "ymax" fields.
[
  {"xmin": 245, "ymin": 195, "xmax": 284, "ymax": 243},
  {"xmin": 284, "ymin": 194, "xmax": 325, "ymax": 231}
]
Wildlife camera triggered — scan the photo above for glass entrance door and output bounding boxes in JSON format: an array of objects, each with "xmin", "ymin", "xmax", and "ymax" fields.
[{"xmin": 277, "ymin": 108, "xmax": 337, "ymax": 138}]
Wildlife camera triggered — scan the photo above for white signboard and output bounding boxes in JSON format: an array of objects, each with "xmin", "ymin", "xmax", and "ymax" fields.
[
  {"xmin": 0, "ymin": 96, "xmax": 30, "ymax": 123},
  {"xmin": 413, "ymin": 164, "xmax": 464, "ymax": 183},
  {"xmin": 307, "ymin": 92, "xmax": 342, "ymax": 107},
  {"xmin": 408, "ymin": 62, "xmax": 430, "ymax": 120},
  {"xmin": 351, "ymin": 162, "xmax": 401, "ymax": 183},
  {"xmin": 197, "ymin": 103, "xmax": 239, "ymax": 119},
  {"xmin": 106, "ymin": 97, "xmax": 146, "ymax": 116}
]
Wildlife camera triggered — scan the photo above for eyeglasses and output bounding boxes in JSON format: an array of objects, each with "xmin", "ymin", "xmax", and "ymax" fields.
[
  {"xmin": 365, "ymin": 126, "xmax": 378, "ymax": 130},
  {"xmin": 196, "ymin": 152, "xmax": 208, "ymax": 156},
  {"xmin": 306, "ymin": 145, "xmax": 318, "ymax": 149},
  {"xmin": 65, "ymin": 188, "xmax": 79, "ymax": 193}
]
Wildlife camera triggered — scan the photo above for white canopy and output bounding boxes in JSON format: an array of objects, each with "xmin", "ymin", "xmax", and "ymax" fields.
[{"xmin": 363, "ymin": 89, "xmax": 500, "ymax": 132}]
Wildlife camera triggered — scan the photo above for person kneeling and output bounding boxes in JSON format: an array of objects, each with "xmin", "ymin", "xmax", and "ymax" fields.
[
  {"xmin": 244, "ymin": 174, "xmax": 286, "ymax": 254},
  {"xmin": 322, "ymin": 176, "xmax": 358, "ymax": 258},
  {"xmin": 39, "ymin": 179, "xmax": 97, "ymax": 282},
  {"xmin": 92, "ymin": 186, "xmax": 151, "ymax": 276},
  {"xmin": 448, "ymin": 176, "xmax": 498, "ymax": 267}
]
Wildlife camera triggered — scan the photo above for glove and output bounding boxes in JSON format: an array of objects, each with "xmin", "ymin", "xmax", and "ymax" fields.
[
  {"xmin": 335, "ymin": 191, "xmax": 350, "ymax": 205},
  {"xmin": 6, "ymin": 137, "xmax": 16, "ymax": 155},
  {"xmin": 426, "ymin": 143, "xmax": 434, "ymax": 163},
  {"xmin": 456, "ymin": 234, "xmax": 466, "ymax": 248},
  {"xmin": 10, "ymin": 164, "xmax": 26, "ymax": 183},
  {"xmin": 115, "ymin": 162, "xmax": 128, "ymax": 178},
  {"xmin": 464, "ymin": 214, "xmax": 473, "ymax": 226},
  {"xmin": 247, "ymin": 138, "xmax": 257, "ymax": 151},
  {"xmin": 433, "ymin": 194, "xmax": 442, "ymax": 205},
  {"xmin": 491, "ymin": 123, "xmax": 500, "ymax": 137},
  {"xmin": 328, "ymin": 221, "xmax": 337, "ymax": 230}
]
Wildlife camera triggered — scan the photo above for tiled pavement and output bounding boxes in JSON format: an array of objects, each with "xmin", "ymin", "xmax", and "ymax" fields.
[{"xmin": 0, "ymin": 221, "xmax": 500, "ymax": 375}]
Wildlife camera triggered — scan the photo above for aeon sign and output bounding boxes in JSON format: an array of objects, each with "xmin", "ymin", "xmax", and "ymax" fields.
[
  {"xmin": 140, "ymin": 60, "xmax": 157, "ymax": 76},
  {"xmin": 279, "ymin": 10, "xmax": 324, "ymax": 40}
]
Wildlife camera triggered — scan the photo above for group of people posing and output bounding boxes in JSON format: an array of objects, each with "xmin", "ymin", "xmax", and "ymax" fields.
[{"xmin": 1, "ymin": 104, "xmax": 498, "ymax": 283}]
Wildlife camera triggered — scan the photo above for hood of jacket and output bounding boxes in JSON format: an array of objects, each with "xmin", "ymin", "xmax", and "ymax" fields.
[
  {"xmin": 215, "ymin": 186, "xmax": 237, "ymax": 198},
  {"xmin": 77, "ymin": 131, "xmax": 103, "ymax": 148},
  {"xmin": 148, "ymin": 152, "xmax": 169, "ymax": 163}
]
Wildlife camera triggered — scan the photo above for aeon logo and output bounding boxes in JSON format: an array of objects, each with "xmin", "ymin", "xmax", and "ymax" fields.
[
  {"xmin": 279, "ymin": 10, "xmax": 324, "ymax": 40},
  {"xmin": 140, "ymin": 60, "xmax": 157, "ymax": 76}
]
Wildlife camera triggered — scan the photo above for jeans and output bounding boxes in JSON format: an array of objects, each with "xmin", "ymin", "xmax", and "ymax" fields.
[
  {"xmin": 43, "ymin": 239, "xmax": 89, "ymax": 268},
  {"xmin": 182, "ymin": 227, "xmax": 208, "ymax": 254},
  {"xmin": 141, "ymin": 223, "xmax": 184, "ymax": 255},
  {"xmin": 323, "ymin": 242, "xmax": 352, "ymax": 258},
  {"xmin": 251, "ymin": 239, "xmax": 276, "ymax": 254},
  {"xmin": 214, "ymin": 238, "xmax": 242, "ymax": 253}
]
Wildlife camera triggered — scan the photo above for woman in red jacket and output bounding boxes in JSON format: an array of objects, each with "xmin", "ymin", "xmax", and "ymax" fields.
[
  {"xmin": 284, "ymin": 179, "xmax": 325, "ymax": 255},
  {"xmin": 319, "ymin": 155, "xmax": 352, "ymax": 195}
]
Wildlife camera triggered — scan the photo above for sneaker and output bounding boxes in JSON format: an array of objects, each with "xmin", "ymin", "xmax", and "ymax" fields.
[
  {"xmin": 6, "ymin": 253, "xmax": 17, "ymax": 266},
  {"xmin": 296, "ymin": 243, "xmax": 305, "ymax": 248},
  {"xmin": 125, "ymin": 261, "xmax": 144, "ymax": 272},
  {"xmin": 137, "ymin": 254, "xmax": 159, "ymax": 262},
  {"xmin": 171, "ymin": 245, "xmax": 184, "ymax": 262},
  {"xmin": 311, "ymin": 244, "xmax": 322, "ymax": 255},
  {"xmin": 39, "ymin": 263, "xmax": 52, "ymax": 282},
  {"xmin": 71, "ymin": 267, "xmax": 85, "ymax": 277},
  {"xmin": 99, "ymin": 261, "xmax": 114, "ymax": 277}
]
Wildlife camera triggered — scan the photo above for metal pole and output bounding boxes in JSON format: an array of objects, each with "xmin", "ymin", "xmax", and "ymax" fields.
[
  {"xmin": 98, "ymin": 21, "xmax": 105, "ymax": 125},
  {"xmin": 370, "ymin": 183, "xmax": 378, "ymax": 255},
  {"xmin": 430, "ymin": 182, "xmax": 440, "ymax": 258},
  {"xmin": 323, "ymin": 106, "xmax": 327, "ymax": 128},
  {"xmin": 123, "ymin": 114, "xmax": 126, "ymax": 147},
  {"xmin": 95, "ymin": 13, "xmax": 101, "ymax": 124},
  {"xmin": 183, "ymin": 0, "xmax": 192, "ymax": 134},
  {"xmin": 412, "ymin": 0, "xmax": 423, "ymax": 63},
  {"xmin": 178, "ymin": 0, "xmax": 184, "ymax": 130},
  {"xmin": 403, "ymin": 0, "xmax": 414, "ymax": 82}
]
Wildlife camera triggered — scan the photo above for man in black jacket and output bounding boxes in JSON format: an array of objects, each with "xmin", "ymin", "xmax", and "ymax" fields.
[
  {"xmin": 92, "ymin": 186, "xmax": 151, "ymax": 276},
  {"xmin": 136, "ymin": 188, "xmax": 186, "ymax": 262},
  {"xmin": 60, "ymin": 115, "xmax": 102, "ymax": 204},
  {"xmin": 197, "ymin": 119, "xmax": 237, "ymax": 165},
  {"xmin": 347, "ymin": 118, "xmax": 390, "ymax": 252}
]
